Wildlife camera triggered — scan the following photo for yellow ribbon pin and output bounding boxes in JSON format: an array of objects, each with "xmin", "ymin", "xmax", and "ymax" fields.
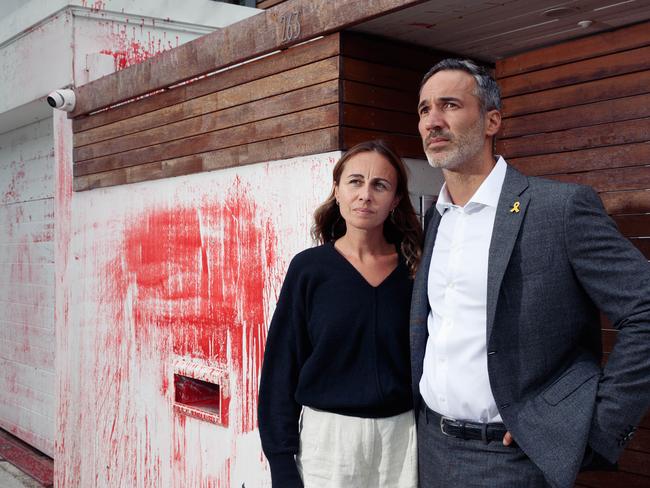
[{"xmin": 510, "ymin": 201, "xmax": 520, "ymax": 213}]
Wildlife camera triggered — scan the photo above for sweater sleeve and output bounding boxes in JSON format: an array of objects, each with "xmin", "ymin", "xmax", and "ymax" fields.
[{"xmin": 258, "ymin": 256, "xmax": 310, "ymax": 488}]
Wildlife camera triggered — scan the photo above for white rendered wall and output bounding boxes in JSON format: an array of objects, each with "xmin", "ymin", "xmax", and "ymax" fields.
[
  {"xmin": 55, "ymin": 147, "xmax": 442, "ymax": 486},
  {"xmin": 0, "ymin": 0, "xmax": 260, "ymax": 459},
  {"xmin": 0, "ymin": 117, "xmax": 56, "ymax": 455}
]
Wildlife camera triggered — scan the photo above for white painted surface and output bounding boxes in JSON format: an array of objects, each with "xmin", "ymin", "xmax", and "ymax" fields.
[
  {"xmin": 0, "ymin": 117, "xmax": 56, "ymax": 456},
  {"xmin": 53, "ymin": 147, "xmax": 443, "ymax": 486},
  {"xmin": 0, "ymin": 0, "xmax": 261, "ymax": 133},
  {"xmin": 0, "ymin": 0, "xmax": 260, "ymax": 461},
  {"xmin": 59, "ymin": 152, "xmax": 337, "ymax": 487}
]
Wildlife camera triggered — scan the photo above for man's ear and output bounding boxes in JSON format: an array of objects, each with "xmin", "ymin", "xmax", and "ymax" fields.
[{"xmin": 485, "ymin": 109, "xmax": 502, "ymax": 137}]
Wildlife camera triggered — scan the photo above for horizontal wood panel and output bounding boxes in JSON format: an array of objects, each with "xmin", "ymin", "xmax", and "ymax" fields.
[
  {"xmin": 257, "ymin": 0, "xmax": 287, "ymax": 9},
  {"xmin": 340, "ymin": 31, "xmax": 442, "ymax": 73},
  {"xmin": 601, "ymin": 190, "xmax": 650, "ymax": 216},
  {"xmin": 613, "ymin": 215, "xmax": 650, "ymax": 238},
  {"xmin": 342, "ymin": 103, "xmax": 419, "ymax": 135},
  {"xmin": 497, "ymin": 21, "xmax": 650, "ymax": 78},
  {"xmin": 70, "ymin": 0, "xmax": 425, "ymax": 116},
  {"xmin": 546, "ymin": 165, "xmax": 650, "ymax": 193},
  {"xmin": 75, "ymin": 80, "xmax": 339, "ymax": 163},
  {"xmin": 341, "ymin": 57, "xmax": 422, "ymax": 91},
  {"xmin": 628, "ymin": 427, "xmax": 650, "ymax": 453},
  {"xmin": 508, "ymin": 143, "xmax": 650, "ymax": 177},
  {"xmin": 341, "ymin": 127, "xmax": 423, "ymax": 159},
  {"xmin": 500, "ymin": 46, "xmax": 650, "ymax": 98},
  {"xmin": 74, "ymin": 57, "xmax": 340, "ymax": 149},
  {"xmin": 73, "ymin": 127, "xmax": 339, "ymax": 191},
  {"xmin": 498, "ymin": 118, "xmax": 650, "ymax": 158},
  {"xmin": 503, "ymin": 70, "xmax": 650, "ymax": 119},
  {"xmin": 342, "ymin": 80, "xmax": 417, "ymax": 113},
  {"xmin": 500, "ymin": 93, "xmax": 650, "ymax": 139},
  {"xmin": 73, "ymin": 34, "xmax": 341, "ymax": 133},
  {"xmin": 619, "ymin": 449, "xmax": 650, "ymax": 477},
  {"xmin": 629, "ymin": 238, "xmax": 650, "ymax": 259},
  {"xmin": 75, "ymin": 104, "xmax": 339, "ymax": 176},
  {"xmin": 576, "ymin": 470, "xmax": 650, "ymax": 488}
]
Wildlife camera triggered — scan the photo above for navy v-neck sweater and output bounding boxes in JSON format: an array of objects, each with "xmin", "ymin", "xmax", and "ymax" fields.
[{"xmin": 258, "ymin": 243, "xmax": 414, "ymax": 487}]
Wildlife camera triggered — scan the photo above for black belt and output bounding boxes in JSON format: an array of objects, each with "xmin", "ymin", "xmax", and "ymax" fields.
[{"xmin": 421, "ymin": 403, "xmax": 509, "ymax": 444}]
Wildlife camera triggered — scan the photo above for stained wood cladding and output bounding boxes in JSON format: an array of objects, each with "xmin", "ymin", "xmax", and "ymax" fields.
[
  {"xmin": 496, "ymin": 21, "xmax": 650, "ymax": 488},
  {"xmin": 70, "ymin": 0, "xmax": 427, "ymax": 117},
  {"xmin": 339, "ymin": 32, "xmax": 445, "ymax": 158},
  {"xmin": 72, "ymin": 35, "xmax": 343, "ymax": 191},
  {"xmin": 72, "ymin": 31, "xmax": 444, "ymax": 191}
]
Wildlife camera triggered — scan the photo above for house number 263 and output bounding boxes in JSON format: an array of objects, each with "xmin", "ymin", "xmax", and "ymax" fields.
[{"xmin": 280, "ymin": 11, "xmax": 301, "ymax": 42}]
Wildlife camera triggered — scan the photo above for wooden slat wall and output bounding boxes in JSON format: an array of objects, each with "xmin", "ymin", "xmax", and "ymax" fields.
[
  {"xmin": 496, "ymin": 21, "xmax": 650, "ymax": 488},
  {"xmin": 72, "ymin": 31, "xmax": 447, "ymax": 191},
  {"xmin": 257, "ymin": 0, "xmax": 288, "ymax": 8},
  {"xmin": 72, "ymin": 34, "xmax": 343, "ymax": 191},
  {"xmin": 339, "ymin": 32, "xmax": 443, "ymax": 158}
]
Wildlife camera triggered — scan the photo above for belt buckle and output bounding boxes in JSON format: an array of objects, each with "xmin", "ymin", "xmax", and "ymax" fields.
[{"xmin": 440, "ymin": 415, "xmax": 456, "ymax": 437}]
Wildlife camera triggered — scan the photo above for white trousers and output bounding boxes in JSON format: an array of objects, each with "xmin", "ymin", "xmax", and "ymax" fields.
[{"xmin": 296, "ymin": 407, "xmax": 418, "ymax": 488}]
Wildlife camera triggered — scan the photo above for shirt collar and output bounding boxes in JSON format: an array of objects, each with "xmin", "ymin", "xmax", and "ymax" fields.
[{"xmin": 436, "ymin": 156, "xmax": 507, "ymax": 215}]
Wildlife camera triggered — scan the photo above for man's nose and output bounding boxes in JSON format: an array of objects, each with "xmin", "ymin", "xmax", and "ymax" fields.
[{"xmin": 423, "ymin": 108, "xmax": 445, "ymax": 131}]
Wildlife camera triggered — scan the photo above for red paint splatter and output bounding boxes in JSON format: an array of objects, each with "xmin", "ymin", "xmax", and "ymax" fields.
[
  {"xmin": 109, "ymin": 180, "xmax": 277, "ymax": 434},
  {"xmin": 100, "ymin": 24, "xmax": 180, "ymax": 71}
]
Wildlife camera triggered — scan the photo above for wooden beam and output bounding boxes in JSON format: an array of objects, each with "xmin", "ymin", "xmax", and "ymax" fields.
[
  {"xmin": 70, "ymin": 0, "xmax": 427, "ymax": 117},
  {"xmin": 72, "ymin": 34, "xmax": 341, "ymax": 134},
  {"xmin": 497, "ymin": 21, "xmax": 650, "ymax": 78},
  {"xmin": 508, "ymin": 142, "xmax": 650, "ymax": 177},
  {"xmin": 73, "ymin": 127, "xmax": 339, "ymax": 191},
  {"xmin": 74, "ymin": 104, "xmax": 339, "ymax": 176}
]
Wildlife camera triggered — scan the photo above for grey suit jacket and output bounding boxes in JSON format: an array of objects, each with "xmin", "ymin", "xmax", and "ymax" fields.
[{"xmin": 410, "ymin": 164, "xmax": 650, "ymax": 488}]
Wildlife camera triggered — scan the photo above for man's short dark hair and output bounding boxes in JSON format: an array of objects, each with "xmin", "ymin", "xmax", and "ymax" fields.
[{"xmin": 420, "ymin": 59, "xmax": 501, "ymax": 113}]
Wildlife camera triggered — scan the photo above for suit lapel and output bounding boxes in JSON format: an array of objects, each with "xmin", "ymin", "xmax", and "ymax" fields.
[
  {"xmin": 486, "ymin": 165, "xmax": 530, "ymax": 342},
  {"xmin": 413, "ymin": 209, "xmax": 442, "ymax": 321}
]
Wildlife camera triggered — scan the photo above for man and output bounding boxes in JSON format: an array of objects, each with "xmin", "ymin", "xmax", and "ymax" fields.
[{"xmin": 410, "ymin": 58, "xmax": 650, "ymax": 488}]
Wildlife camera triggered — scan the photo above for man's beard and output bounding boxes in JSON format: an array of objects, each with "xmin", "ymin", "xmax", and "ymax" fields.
[{"xmin": 424, "ymin": 118, "xmax": 485, "ymax": 170}]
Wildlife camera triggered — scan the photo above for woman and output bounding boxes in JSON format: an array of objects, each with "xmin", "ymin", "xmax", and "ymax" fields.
[{"xmin": 258, "ymin": 140, "xmax": 422, "ymax": 488}]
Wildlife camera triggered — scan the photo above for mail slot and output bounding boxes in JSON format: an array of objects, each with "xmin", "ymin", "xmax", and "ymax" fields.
[{"xmin": 173, "ymin": 358, "xmax": 229, "ymax": 426}]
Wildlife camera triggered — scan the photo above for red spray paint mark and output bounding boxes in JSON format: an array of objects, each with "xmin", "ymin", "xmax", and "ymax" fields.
[
  {"xmin": 2, "ymin": 165, "xmax": 25, "ymax": 204},
  {"xmin": 81, "ymin": 0, "xmax": 106, "ymax": 11},
  {"xmin": 110, "ymin": 179, "xmax": 277, "ymax": 434},
  {"xmin": 101, "ymin": 24, "xmax": 180, "ymax": 71}
]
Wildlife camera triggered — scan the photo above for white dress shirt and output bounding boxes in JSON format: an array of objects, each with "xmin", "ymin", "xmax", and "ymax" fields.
[{"xmin": 419, "ymin": 157, "xmax": 507, "ymax": 422}]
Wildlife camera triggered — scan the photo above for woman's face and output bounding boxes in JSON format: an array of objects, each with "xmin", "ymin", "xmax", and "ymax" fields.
[{"xmin": 334, "ymin": 151, "xmax": 400, "ymax": 234}]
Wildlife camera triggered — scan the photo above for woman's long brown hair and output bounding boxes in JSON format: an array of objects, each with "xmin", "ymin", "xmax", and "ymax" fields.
[{"xmin": 311, "ymin": 140, "xmax": 423, "ymax": 276}]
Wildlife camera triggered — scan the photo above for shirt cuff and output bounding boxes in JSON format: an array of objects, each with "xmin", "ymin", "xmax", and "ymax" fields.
[{"xmin": 266, "ymin": 453, "xmax": 303, "ymax": 488}]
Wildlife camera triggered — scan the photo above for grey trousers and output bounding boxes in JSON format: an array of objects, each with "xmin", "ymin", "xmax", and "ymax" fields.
[{"xmin": 417, "ymin": 409, "xmax": 551, "ymax": 488}]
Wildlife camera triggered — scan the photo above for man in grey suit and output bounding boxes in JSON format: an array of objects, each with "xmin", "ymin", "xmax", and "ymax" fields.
[{"xmin": 411, "ymin": 58, "xmax": 650, "ymax": 488}]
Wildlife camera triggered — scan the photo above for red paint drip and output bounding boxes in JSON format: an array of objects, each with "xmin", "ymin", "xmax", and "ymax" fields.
[{"xmin": 113, "ymin": 180, "xmax": 277, "ymax": 434}]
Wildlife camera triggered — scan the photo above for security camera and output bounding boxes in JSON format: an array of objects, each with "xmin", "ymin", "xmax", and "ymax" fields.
[{"xmin": 47, "ymin": 89, "xmax": 76, "ymax": 112}]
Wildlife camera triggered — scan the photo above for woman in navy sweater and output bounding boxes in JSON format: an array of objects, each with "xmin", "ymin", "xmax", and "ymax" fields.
[{"xmin": 258, "ymin": 140, "xmax": 422, "ymax": 487}]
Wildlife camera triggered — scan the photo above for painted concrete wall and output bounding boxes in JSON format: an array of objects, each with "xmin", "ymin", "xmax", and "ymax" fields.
[
  {"xmin": 58, "ymin": 152, "xmax": 336, "ymax": 487},
  {"xmin": 0, "ymin": 118, "xmax": 56, "ymax": 456},
  {"xmin": 0, "ymin": 0, "xmax": 260, "ymax": 460},
  {"xmin": 53, "ymin": 140, "xmax": 441, "ymax": 486}
]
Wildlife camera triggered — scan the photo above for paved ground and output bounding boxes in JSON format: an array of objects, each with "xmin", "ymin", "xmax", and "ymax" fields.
[{"xmin": 0, "ymin": 459, "xmax": 44, "ymax": 488}]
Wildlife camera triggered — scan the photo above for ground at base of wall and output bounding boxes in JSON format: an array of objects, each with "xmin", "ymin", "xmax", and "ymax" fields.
[
  {"xmin": 0, "ymin": 430, "xmax": 52, "ymax": 488},
  {"xmin": 0, "ymin": 459, "xmax": 45, "ymax": 488}
]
